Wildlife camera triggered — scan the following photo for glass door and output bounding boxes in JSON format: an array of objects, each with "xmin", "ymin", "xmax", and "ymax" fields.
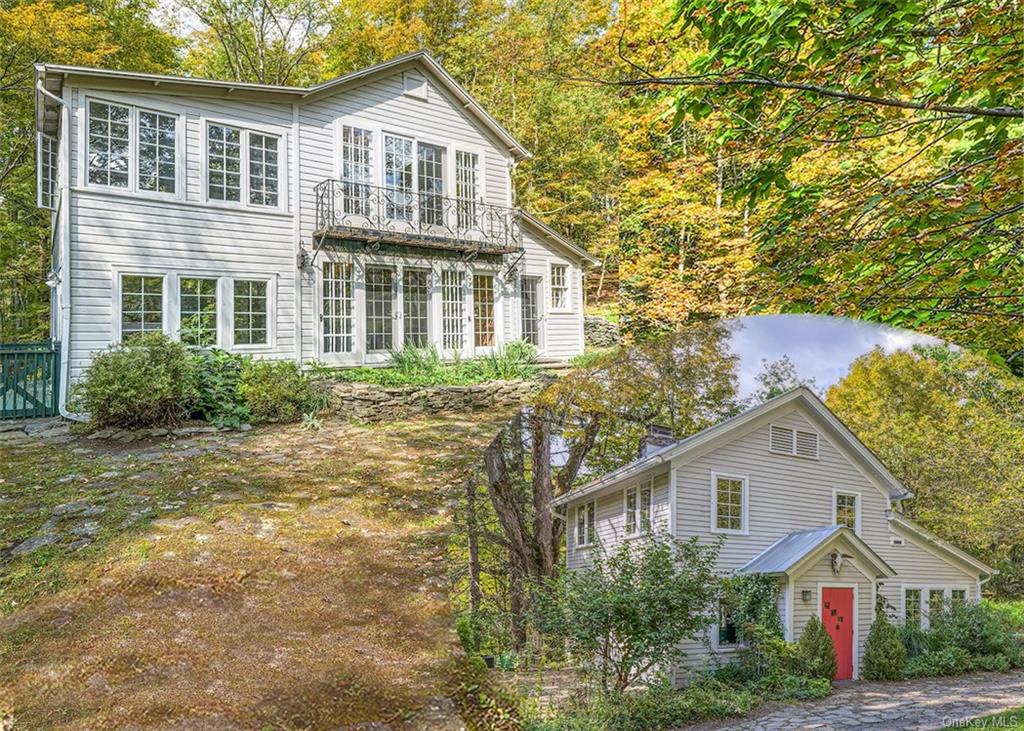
[{"xmin": 520, "ymin": 276, "xmax": 540, "ymax": 347}]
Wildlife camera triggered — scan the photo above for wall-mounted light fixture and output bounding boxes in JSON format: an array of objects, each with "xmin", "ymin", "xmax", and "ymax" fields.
[
  {"xmin": 801, "ymin": 590, "xmax": 812, "ymax": 602},
  {"xmin": 45, "ymin": 270, "xmax": 60, "ymax": 288}
]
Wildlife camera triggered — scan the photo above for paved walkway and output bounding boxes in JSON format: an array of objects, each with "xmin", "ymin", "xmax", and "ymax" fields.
[{"xmin": 687, "ymin": 670, "xmax": 1024, "ymax": 731}]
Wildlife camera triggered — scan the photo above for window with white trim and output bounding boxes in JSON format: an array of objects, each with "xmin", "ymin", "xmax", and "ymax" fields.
[
  {"xmin": 713, "ymin": 474, "xmax": 746, "ymax": 533},
  {"xmin": 179, "ymin": 277, "xmax": 218, "ymax": 347},
  {"xmin": 455, "ymin": 150, "xmax": 479, "ymax": 228},
  {"xmin": 769, "ymin": 424, "xmax": 819, "ymax": 459},
  {"xmin": 834, "ymin": 492, "xmax": 858, "ymax": 532},
  {"xmin": 718, "ymin": 600, "xmax": 739, "ymax": 646},
  {"xmin": 233, "ymin": 279, "xmax": 268, "ymax": 346},
  {"xmin": 472, "ymin": 273, "xmax": 495, "ymax": 347},
  {"xmin": 384, "ymin": 133, "xmax": 414, "ymax": 220},
  {"xmin": 928, "ymin": 588, "xmax": 945, "ymax": 618},
  {"xmin": 624, "ymin": 481, "xmax": 653, "ymax": 536},
  {"xmin": 341, "ymin": 125, "xmax": 373, "ymax": 216},
  {"xmin": 950, "ymin": 589, "xmax": 967, "ymax": 603},
  {"xmin": 550, "ymin": 264, "xmax": 569, "ymax": 310},
  {"xmin": 38, "ymin": 133, "xmax": 57, "ymax": 209},
  {"xmin": 322, "ymin": 261, "xmax": 354, "ymax": 354},
  {"xmin": 365, "ymin": 266, "xmax": 395, "ymax": 352},
  {"xmin": 120, "ymin": 274, "xmax": 163, "ymax": 342},
  {"xmin": 206, "ymin": 123, "xmax": 280, "ymax": 207},
  {"xmin": 88, "ymin": 100, "xmax": 178, "ymax": 194},
  {"xmin": 441, "ymin": 269, "xmax": 465, "ymax": 350},
  {"xmin": 402, "ymin": 268, "xmax": 430, "ymax": 348},
  {"xmin": 905, "ymin": 588, "xmax": 922, "ymax": 627},
  {"xmin": 575, "ymin": 500, "xmax": 596, "ymax": 548},
  {"xmin": 418, "ymin": 142, "xmax": 445, "ymax": 226}
]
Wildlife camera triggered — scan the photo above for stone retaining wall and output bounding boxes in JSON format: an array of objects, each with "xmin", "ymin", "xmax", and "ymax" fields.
[
  {"xmin": 326, "ymin": 378, "xmax": 548, "ymax": 421},
  {"xmin": 584, "ymin": 315, "xmax": 620, "ymax": 348}
]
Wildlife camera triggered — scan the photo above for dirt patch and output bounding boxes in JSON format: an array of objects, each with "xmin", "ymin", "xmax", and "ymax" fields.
[{"xmin": 0, "ymin": 412, "xmax": 509, "ymax": 729}]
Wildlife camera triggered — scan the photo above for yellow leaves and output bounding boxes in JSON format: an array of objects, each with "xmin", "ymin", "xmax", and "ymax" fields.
[{"xmin": 0, "ymin": 1, "xmax": 119, "ymax": 69}]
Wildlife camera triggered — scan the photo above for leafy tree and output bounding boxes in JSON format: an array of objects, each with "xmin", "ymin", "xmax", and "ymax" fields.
[
  {"xmin": 612, "ymin": 0, "xmax": 1023, "ymax": 370},
  {"xmin": 535, "ymin": 532, "xmax": 721, "ymax": 692},
  {"xmin": 826, "ymin": 345, "xmax": 1024, "ymax": 597},
  {"xmin": 862, "ymin": 610, "xmax": 906, "ymax": 681},
  {"xmin": 751, "ymin": 355, "xmax": 817, "ymax": 403}
]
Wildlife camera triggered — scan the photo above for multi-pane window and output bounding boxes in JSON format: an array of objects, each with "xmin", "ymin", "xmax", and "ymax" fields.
[
  {"xmin": 384, "ymin": 134, "xmax": 414, "ymax": 220},
  {"xmin": 38, "ymin": 134, "xmax": 57, "ymax": 209},
  {"xmin": 179, "ymin": 277, "xmax": 218, "ymax": 347},
  {"xmin": 575, "ymin": 500, "xmax": 596, "ymax": 547},
  {"xmin": 905, "ymin": 588, "xmax": 922, "ymax": 627},
  {"xmin": 520, "ymin": 277, "xmax": 540, "ymax": 346},
  {"xmin": 341, "ymin": 125, "xmax": 373, "ymax": 215},
  {"xmin": 207, "ymin": 124, "xmax": 242, "ymax": 202},
  {"xmin": 417, "ymin": 143, "xmax": 445, "ymax": 226},
  {"xmin": 233, "ymin": 280, "xmax": 268, "ymax": 346},
  {"xmin": 120, "ymin": 275, "xmax": 163, "ymax": 341},
  {"xmin": 441, "ymin": 270, "xmax": 465, "ymax": 350},
  {"xmin": 403, "ymin": 268, "xmax": 430, "ymax": 348},
  {"xmin": 550, "ymin": 264, "xmax": 568, "ymax": 309},
  {"xmin": 624, "ymin": 481, "xmax": 653, "ymax": 535},
  {"xmin": 322, "ymin": 262, "xmax": 354, "ymax": 354},
  {"xmin": 455, "ymin": 150, "xmax": 479, "ymax": 229},
  {"xmin": 472, "ymin": 274, "xmax": 495, "ymax": 348},
  {"xmin": 929, "ymin": 589, "xmax": 945, "ymax": 619},
  {"xmin": 718, "ymin": 602, "xmax": 739, "ymax": 645},
  {"xmin": 835, "ymin": 493, "xmax": 858, "ymax": 532},
  {"xmin": 951, "ymin": 589, "xmax": 967, "ymax": 603},
  {"xmin": 714, "ymin": 475, "xmax": 745, "ymax": 532},
  {"xmin": 248, "ymin": 133, "xmax": 279, "ymax": 206},
  {"xmin": 138, "ymin": 110, "xmax": 177, "ymax": 194},
  {"xmin": 88, "ymin": 101, "xmax": 130, "ymax": 188},
  {"xmin": 365, "ymin": 266, "xmax": 394, "ymax": 351}
]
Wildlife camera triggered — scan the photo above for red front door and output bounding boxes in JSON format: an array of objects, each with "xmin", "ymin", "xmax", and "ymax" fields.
[{"xmin": 821, "ymin": 587, "xmax": 854, "ymax": 680}]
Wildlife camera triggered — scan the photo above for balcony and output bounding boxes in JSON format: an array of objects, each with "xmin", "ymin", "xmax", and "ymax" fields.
[{"xmin": 314, "ymin": 179, "xmax": 522, "ymax": 255}]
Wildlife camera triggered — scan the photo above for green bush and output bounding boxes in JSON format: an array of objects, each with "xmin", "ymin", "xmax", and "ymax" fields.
[
  {"xmin": 238, "ymin": 359, "xmax": 318, "ymax": 423},
  {"xmin": 331, "ymin": 342, "xmax": 540, "ymax": 387},
  {"xmin": 928, "ymin": 600, "xmax": 1021, "ymax": 660},
  {"xmin": 795, "ymin": 616, "xmax": 837, "ymax": 681},
  {"xmin": 755, "ymin": 673, "xmax": 831, "ymax": 701},
  {"xmin": 862, "ymin": 611, "xmax": 906, "ymax": 681},
  {"xmin": 903, "ymin": 647, "xmax": 972, "ymax": 678},
  {"xmin": 971, "ymin": 653, "xmax": 1012, "ymax": 672},
  {"xmin": 191, "ymin": 349, "xmax": 251, "ymax": 428},
  {"xmin": 74, "ymin": 332, "xmax": 198, "ymax": 428},
  {"xmin": 898, "ymin": 622, "xmax": 930, "ymax": 658}
]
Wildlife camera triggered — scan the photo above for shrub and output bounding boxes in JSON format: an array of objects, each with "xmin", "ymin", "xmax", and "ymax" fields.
[
  {"xmin": 971, "ymin": 653, "xmax": 1012, "ymax": 672},
  {"xmin": 468, "ymin": 341, "xmax": 539, "ymax": 381},
  {"xmin": 898, "ymin": 622, "xmax": 930, "ymax": 659},
  {"xmin": 755, "ymin": 673, "xmax": 831, "ymax": 701},
  {"xmin": 928, "ymin": 600, "xmax": 1021, "ymax": 660},
  {"xmin": 74, "ymin": 332, "xmax": 197, "ymax": 428},
  {"xmin": 903, "ymin": 647, "xmax": 972, "ymax": 678},
  {"xmin": 238, "ymin": 359, "xmax": 318, "ymax": 423},
  {"xmin": 795, "ymin": 616, "xmax": 837, "ymax": 681},
  {"xmin": 191, "ymin": 349, "xmax": 250, "ymax": 428},
  {"xmin": 862, "ymin": 611, "xmax": 906, "ymax": 681}
]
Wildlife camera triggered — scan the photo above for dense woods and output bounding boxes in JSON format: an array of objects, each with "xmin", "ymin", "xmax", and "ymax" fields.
[{"xmin": 2, "ymin": 0, "xmax": 1020, "ymax": 369}]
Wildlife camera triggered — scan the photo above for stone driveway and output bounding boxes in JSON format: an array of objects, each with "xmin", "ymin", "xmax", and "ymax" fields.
[{"xmin": 688, "ymin": 670, "xmax": 1024, "ymax": 730}]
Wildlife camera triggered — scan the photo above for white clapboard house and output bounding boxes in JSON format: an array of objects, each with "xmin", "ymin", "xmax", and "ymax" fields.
[{"xmin": 33, "ymin": 51, "xmax": 598, "ymax": 413}]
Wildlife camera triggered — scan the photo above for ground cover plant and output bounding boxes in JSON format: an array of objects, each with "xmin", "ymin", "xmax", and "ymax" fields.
[
  {"xmin": 330, "ymin": 342, "xmax": 540, "ymax": 387},
  {"xmin": 0, "ymin": 410, "xmax": 512, "ymax": 727}
]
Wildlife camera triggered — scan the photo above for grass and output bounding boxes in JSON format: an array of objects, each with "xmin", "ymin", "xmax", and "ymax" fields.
[
  {"xmin": 971, "ymin": 707, "xmax": 1023, "ymax": 727},
  {"xmin": 987, "ymin": 599, "xmax": 1024, "ymax": 629},
  {"xmin": 324, "ymin": 342, "xmax": 541, "ymax": 387},
  {"xmin": 0, "ymin": 410, "xmax": 512, "ymax": 728}
]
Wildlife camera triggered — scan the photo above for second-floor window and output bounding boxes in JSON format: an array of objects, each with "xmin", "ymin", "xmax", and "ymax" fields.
[
  {"xmin": 341, "ymin": 125, "xmax": 373, "ymax": 215},
  {"xmin": 207, "ymin": 123, "xmax": 279, "ymax": 207},
  {"xmin": 384, "ymin": 134, "xmax": 414, "ymax": 220},
  {"xmin": 712, "ymin": 473, "xmax": 747, "ymax": 534},
  {"xmin": 38, "ymin": 133, "xmax": 57, "ymax": 209},
  {"xmin": 455, "ymin": 150, "xmax": 479, "ymax": 228},
  {"xmin": 576, "ymin": 500, "xmax": 596, "ymax": 548},
  {"xmin": 624, "ymin": 481, "xmax": 653, "ymax": 535},
  {"xmin": 834, "ymin": 491, "xmax": 859, "ymax": 533},
  {"xmin": 88, "ymin": 100, "xmax": 178, "ymax": 194}
]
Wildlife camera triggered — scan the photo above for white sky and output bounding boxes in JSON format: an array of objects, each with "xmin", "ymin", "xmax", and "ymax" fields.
[{"xmin": 728, "ymin": 315, "xmax": 943, "ymax": 399}]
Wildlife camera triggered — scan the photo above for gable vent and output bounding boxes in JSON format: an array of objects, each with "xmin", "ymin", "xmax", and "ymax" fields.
[
  {"xmin": 795, "ymin": 430, "xmax": 819, "ymax": 459},
  {"xmin": 769, "ymin": 425, "xmax": 794, "ymax": 454}
]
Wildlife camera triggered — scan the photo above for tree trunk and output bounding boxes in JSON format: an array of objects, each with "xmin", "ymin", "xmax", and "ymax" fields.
[
  {"xmin": 508, "ymin": 555, "xmax": 528, "ymax": 651},
  {"xmin": 465, "ymin": 477, "xmax": 482, "ymax": 618}
]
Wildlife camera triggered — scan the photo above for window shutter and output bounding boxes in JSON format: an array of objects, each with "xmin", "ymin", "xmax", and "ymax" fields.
[
  {"xmin": 769, "ymin": 425, "xmax": 794, "ymax": 454},
  {"xmin": 795, "ymin": 430, "xmax": 819, "ymax": 459}
]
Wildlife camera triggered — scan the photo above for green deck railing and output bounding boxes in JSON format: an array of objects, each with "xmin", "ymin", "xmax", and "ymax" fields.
[{"xmin": 0, "ymin": 341, "xmax": 61, "ymax": 420}]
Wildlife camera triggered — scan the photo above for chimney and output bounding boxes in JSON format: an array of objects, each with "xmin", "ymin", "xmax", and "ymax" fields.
[{"xmin": 639, "ymin": 423, "xmax": 677, "ymax": 458}]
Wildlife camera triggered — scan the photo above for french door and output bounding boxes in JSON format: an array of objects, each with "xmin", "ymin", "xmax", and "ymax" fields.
[
  {"xmin": 520, "ymin": 276, "xmax": 541, "ymax": 347},
  {"xmin": 365, "ymin": 265, "xmax": 395, "ymax": 352}
]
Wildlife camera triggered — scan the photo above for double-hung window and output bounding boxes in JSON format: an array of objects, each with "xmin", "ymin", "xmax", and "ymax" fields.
[
  {"xmin": 88, "ymin": 100, "xmax": 178, "ymax": 195},
  {"xmin": 712, "ymin": 473, "xmax": 747, "ymax": 534},
  {"xmin": 341, "ymin": 125, "xmax": 373, "ymax": 216},
  {"xmin": 38, "ymin": 133, "xmax": 57, "ymax": 209},
  {"xmin": 575, "ymin": 500, "xmax": 596, "ymax": 548},
  {"xmin": 233, "ymin": 280, "xmax": 268, "ymax": 346},
  {"xmin": 624, "ymin": 481, "xmax": 653, "ymax": 536},
  {"xmin": 120, "ymin": 274, "xmax": 164, "ymax": 342},
  {"xmin": 206, "ymin": 123, "xmax": 280, "ymax": 208},
  {"xmin": 179, "ymin": 277, "xmax": 218, "ymax": 347},
  {"xmin": 550, "ymin": 264, "xmax": 569, "ymax": 310},
  {"xmin": 834, "ymin": 491, "xmax": 859, "ymax": 533}
]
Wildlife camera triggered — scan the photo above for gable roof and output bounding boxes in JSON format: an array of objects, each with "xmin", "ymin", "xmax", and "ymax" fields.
[
  {"xmin": 35, "ymin": 51, "xmax": 530, "ymax": 160},
  {"xmin": 739, "ymin": 525, "xmax": 895, "ymax": 579},
  {"xmin": 551, "ymin": 387, "xmax": 913, "ymax": 508},
  {"xmin": 888, "ymin": 511, "xmax": 995, "ymax": 576},
  {"xmin": 521, "ymin": 212, "xmax": 601, "ymax": 267}
]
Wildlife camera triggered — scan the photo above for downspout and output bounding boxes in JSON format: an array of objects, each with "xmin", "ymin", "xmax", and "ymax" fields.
[{"xmin": 38, "ymin": 80, "xmax": 85, "ymax": 422}]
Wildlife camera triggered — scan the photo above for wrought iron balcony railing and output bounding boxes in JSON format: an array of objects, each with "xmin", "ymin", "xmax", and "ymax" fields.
[{"xmin": 314, "ymin": 179, "xmax": 522, "ymax": 254}]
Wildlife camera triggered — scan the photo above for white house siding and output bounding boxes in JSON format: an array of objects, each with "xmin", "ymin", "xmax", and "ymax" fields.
[
  {"xmin": 512, "ymin": 223, "xmax": 584, "ymax": 360},
  {"xmin": 792, "ymin": 552, "xmax": 874, "ymax": 679},
  {"xmin": 565, "ymin": 468, "xmax": 670, "ymax": 571},
  {"xmin": 66, "ymin": 85, "xmax": 296, "ymax": 381}
]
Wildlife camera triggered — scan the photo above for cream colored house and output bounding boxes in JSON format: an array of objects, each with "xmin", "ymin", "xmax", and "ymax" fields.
[{"xmin": 551, "ymin": 388, "xmax": 995, "ymax": 683}]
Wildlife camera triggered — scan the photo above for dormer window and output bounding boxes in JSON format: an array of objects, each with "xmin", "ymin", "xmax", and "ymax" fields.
[{"xmin": 769, "ymin": 424, "xmax": 819, "ymax": 459}]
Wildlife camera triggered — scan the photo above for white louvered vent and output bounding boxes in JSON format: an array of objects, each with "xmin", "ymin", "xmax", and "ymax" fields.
[
  {"xmin": 769, "ymin": 425, "xmax": 794, "ymax": 454},
  {"xmin": 795, "ymin": 430, "xmax": 819, "ymax": 459},
  {"xmin": 403, "ymin": 71, "xmax": 428, "ymax": 99}
]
